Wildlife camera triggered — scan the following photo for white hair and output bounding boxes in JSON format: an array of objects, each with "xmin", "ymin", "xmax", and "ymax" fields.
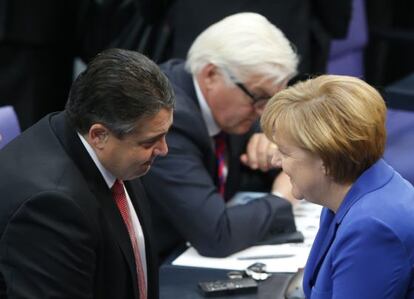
[{"xmin": 185, "ymin": 12, "xmax": 299, "ymax": 85}]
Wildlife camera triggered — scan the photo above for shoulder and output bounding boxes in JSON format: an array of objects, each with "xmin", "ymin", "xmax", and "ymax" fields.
[
  {"xmin": 0, "ymin": 190, "xmax": 98, "ymax": 244},
  {"xmin": 344, "ymin": 176, "xmax": 414, "ymax": 240},
  {"xmin": 160, "ymin": 59, "xmax": 188, "ymax": 83},
  {"xmin": 335, "ymin": 214, "xmax": 414, "ymax": 270}
]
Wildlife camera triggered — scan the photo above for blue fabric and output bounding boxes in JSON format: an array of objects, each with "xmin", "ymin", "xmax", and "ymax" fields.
[
  {"xmin": 384, "ymin": 108, "xmax": 414, "ymax": 185},
  {"xmin": 303, "ymin": 159, "xmax": 414, "ymax": 298}
]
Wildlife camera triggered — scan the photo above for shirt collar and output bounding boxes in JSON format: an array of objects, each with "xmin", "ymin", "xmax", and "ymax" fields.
[
  {"xmin": 193, "ymin": 76, "xmax": 221, "ymax": 137},
  {"xmin": 77, "ymin": 132, "xmax": 116, "ymax": 188}
]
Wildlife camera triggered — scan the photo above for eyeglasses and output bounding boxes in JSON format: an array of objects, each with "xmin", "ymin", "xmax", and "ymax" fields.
[
  {"xmin": 234, "ymin": 82, "xmax": 269, "ymax": 108},
  {"xmin": 226, "ymin": 71, "xmax": 270, "ymax": 109}
]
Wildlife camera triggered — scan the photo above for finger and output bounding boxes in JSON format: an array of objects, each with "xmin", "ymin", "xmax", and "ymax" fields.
[
  {"xmin": 265, "ymin": 143, "xmax": 279, "ymax": 169},
  {"xmin": 256, "ymin": 136, "xmax": 271, "ymax": 171},
  {"xmin": 240, "ymin": 153, "xmax": 248, "ymax": 166},
  {"xmin": 245, "ymin": 134, "xmax": 260, "ymax": 169}
]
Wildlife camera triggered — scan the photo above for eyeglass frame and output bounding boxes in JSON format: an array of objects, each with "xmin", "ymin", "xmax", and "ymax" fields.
[
  {"xmin": 224, "ymin": 70, "xmax": 271, "ymax": 109},
  {"xmin": 234, "ymin": 82, "xmax": 269, "ymax": 106}
]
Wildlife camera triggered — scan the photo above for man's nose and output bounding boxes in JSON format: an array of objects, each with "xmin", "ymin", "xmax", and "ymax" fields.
[{"xmin": 154, "ymin": 136, "xmax": 168, "ymax": 157}]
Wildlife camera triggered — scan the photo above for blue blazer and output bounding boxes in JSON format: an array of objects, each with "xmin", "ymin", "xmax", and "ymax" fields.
[{"xmin": 303, "ymin": 159, "xmax": 414, "ymax": 298}]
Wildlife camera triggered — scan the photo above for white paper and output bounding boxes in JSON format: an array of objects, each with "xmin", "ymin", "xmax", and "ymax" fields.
[{"xmin": 172, "ymin": 243, "xmax": 311, "ymax": 273}]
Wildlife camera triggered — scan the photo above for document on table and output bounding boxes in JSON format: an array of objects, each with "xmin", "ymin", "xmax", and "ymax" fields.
[
  {"xmin": 172, "ymin": 243, "xmax": 311, "ymax": 273},
  {"xmin": 172, "ymin": 198, "xmax": 322, "ymax": 273}
]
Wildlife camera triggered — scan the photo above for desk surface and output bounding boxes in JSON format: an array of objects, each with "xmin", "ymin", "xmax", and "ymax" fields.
[
  {"xmin": 159, "ymin": 201, "xmax": 321, "ymax": 298},
  {"xmin": 159, "ymin": 264, "xmax": 293, "ymax": 299}
]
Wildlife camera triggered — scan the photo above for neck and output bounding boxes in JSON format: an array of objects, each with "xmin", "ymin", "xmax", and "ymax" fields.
[{"xmin": 323, "ymin": 181, "xmax": 353, "ymax": 213}]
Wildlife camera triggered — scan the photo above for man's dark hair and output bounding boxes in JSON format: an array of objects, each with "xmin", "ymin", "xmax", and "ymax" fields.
[{"xmin": 65, "ymin": 48, "xmax": 175, "ymax": 137}]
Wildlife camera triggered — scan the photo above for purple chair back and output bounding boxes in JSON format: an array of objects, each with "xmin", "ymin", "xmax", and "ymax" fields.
[
  {"xmin": 0, "ymin": 106, "xmax": 21, "ymax": 149},
  {"xmin": 384, "ymin": 109, "xmax": 414, "ymax": 185},
  {"xmin": 327, "ymin": 0, "xmax": 368, "ymax": 77}
]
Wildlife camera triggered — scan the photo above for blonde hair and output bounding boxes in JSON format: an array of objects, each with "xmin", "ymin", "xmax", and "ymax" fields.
[
  {"xmin": 261, "ymin": 75, "xmax": 387, "ymax": 183},
  {"xmin": 185, "ymin": 12, "xmax": 298, "ymax": 85}
]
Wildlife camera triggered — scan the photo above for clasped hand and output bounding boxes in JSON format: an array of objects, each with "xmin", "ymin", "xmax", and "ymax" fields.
[{"xmin": 240, "ymin": 133, "xmax": 279, "ymax": 171}]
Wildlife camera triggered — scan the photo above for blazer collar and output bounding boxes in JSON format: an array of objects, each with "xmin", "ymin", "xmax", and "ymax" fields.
[
  {"xmin": 304, "ymin": 159, "xmax": 395, "ymax": 293},
  {"xmin": 50, "ymin": 112, "xmax": 141, "ymax": 298}
]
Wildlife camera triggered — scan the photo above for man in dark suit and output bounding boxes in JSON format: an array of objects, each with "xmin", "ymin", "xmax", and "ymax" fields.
[
  {"xmin": 0, "ymin": 48, "xmax": 174, "ymax": 299},
  {"xmin": 142, "ymin": 13, "xmax": 299, "ymax": 260}
]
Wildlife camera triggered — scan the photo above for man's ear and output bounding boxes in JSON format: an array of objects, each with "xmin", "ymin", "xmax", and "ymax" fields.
[
  {"xmin": 198, "ymin": 63, "xmax": 220, "ymax": 91},
  {"xmin": 88, "ymin": 124, "xmax": 110, "ymax": 150}
]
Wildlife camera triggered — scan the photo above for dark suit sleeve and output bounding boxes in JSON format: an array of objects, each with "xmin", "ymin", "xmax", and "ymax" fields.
[
  {"xmin": 142, "ymin": 127, "xmax": 294, "ymax": 257},
  {"xmin": 0, "ymin": 192, "xmax": 97, "ymax": 298}
]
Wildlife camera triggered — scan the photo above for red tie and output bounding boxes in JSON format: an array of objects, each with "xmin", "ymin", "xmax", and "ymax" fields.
[
  {"xmin": 214, "ymin": 132, "xmax": 226, "ymax": 198},
  {"xmin": 112, "ymin": 179, "xmax": 147, "ymax": 299}
]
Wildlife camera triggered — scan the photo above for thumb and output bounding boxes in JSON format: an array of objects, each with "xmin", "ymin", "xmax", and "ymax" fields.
[{"xmin": 240, "ymin": 153, "xmax": 248, "ymax": 165}]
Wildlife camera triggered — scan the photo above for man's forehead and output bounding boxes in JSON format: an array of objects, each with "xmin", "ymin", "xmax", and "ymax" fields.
[
  {"xmin": 245, "ymin": 73, "xmax": 285, "ymax": 93},
  {"xmin": 134, "ymin": 109, "xmax": 173, "ymax": 134}
]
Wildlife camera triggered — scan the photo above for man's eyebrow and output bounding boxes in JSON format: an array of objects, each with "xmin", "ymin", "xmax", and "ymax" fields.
[
  {"xmin": 139, "ymin": 132, "xmax": 166, "ymax": 143},
  {"xmin": 139, "ymin": 126, "xmax": 171, "ymax": 143}
]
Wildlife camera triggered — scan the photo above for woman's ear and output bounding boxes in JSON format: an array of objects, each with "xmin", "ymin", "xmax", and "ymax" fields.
[{"xmin": 321, "ymin": 162, "xmax": 328, "ymax": 176}]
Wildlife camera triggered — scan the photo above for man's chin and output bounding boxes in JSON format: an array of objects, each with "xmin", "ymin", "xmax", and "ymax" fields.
[
  {"xmin": 224, "ymin": 124, "xmax": 252, "ymax": 135},
  {"xmin": 139, "ymin": 164, "xmax": 152, "ymax": 176},
  {"xmin": 125, "ymin": 164, "xmax": 152, "ymax": 180},
  {"xmin": 232, "ymin": 126, "xmax": 252, "ymax": 135}
]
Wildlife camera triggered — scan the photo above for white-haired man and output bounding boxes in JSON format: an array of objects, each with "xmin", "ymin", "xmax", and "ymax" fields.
[{"xmin": 142, "ymin": 13, "xmax": 299, "ymax": 260}]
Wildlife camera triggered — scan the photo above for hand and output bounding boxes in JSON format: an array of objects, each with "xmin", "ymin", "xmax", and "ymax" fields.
[
  {"xmin": 240, "ymin": 133, "xmax": 278, "ymax": 171},
  {"xmin": 272, "ymin": 171, "xmax": 301, "ymax": 205}
]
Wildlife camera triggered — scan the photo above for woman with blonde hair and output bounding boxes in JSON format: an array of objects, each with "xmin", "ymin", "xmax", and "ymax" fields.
[{"xmin": 261, "ymin": 75, "xmax": 414, "ymax": 298}]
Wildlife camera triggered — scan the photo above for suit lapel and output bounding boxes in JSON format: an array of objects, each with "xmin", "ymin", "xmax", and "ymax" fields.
[
  {"xmin": 125, "ymin": 179, "xmax": 152, "ymax": 262},
  {"xmin": 303, "ymin": 208, "xmax": 337, "ymax": 293},
  {"xmin": 95, "ymin": 184, "xmax": 140, "ymax": 298},
  {"xmin": 166, "ymin": 61, "xmax": 217, "ymax": 180},
  {"xmin": 50, "ymin": 112, "xmax": 140, "ymax": 298}
]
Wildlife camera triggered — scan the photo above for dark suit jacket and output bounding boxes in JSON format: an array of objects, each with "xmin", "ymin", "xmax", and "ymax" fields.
[
  {"xmin": 0, "ymin": 112, "xmax": 158, "ymax": 298},
  {"xmin": 141, "ymin": 60, "xmax": 295, "ymax": 260}
]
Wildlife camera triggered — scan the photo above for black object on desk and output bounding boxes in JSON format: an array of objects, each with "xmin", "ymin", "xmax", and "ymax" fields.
[
  {"xmin": 255, "ymin": 231, "xmax": 304, "ymax": 246},
  {"xmin": 198, "ymin": 277, "xmax": 258, "ymax": 297},
  {"xmin": 159, "ymin": 264, "xmax": 294, "ymax": 299}
]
